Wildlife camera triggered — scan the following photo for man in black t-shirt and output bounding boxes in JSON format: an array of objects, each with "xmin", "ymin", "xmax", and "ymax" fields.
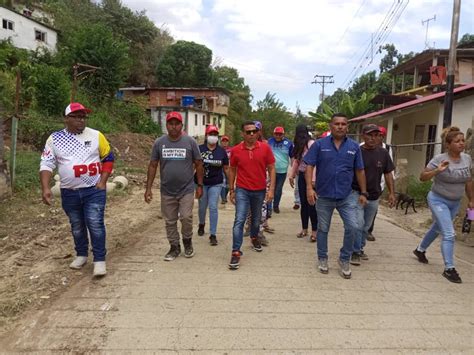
[{"xmin": 351, "ymin": 124, "xmax": 396, "ymax": 265}]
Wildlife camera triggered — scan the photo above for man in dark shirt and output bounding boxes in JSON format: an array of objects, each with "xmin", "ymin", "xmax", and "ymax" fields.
[
  {"xmin": 304, "ymin": 113, "xmax": 367, "ymax": 279},
  {"xmin": 350, "ymin": 124, "xmax": 396, "ymax": 265}
]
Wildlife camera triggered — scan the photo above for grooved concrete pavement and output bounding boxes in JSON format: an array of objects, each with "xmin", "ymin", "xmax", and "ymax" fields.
[{"xmin": 2, "ymin": 187, "xmax": 473, "ymax": 353}]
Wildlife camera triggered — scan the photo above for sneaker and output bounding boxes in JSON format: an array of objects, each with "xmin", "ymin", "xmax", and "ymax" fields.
[
  {"xmin": 273, "ymin": 207, "xmax": 280, "ymax": 214},
  {"xmin": 360, "ymin": 251, "xmax": 369, "ymax": 260},
  {"xmin": 338, "ymin": 259, "xmax": 352, "ymax": 279},
  {"xmin": 251, "ymin": 237, "xmax": 263, "ymax": 252},
  {"xmin": 229, "ymin": 251, "xmax": 241, "ymax": 270},
  {"xmin": 183, "ymin": 239, "xmax": 194, "ymax": 258},
  {"xmin": 197, "ymin": 224, "xmax": 205, "ymax": 236},
  {"xmin": 93, "ymin": 261, "xmax": 107, "ymax": 276},
  {"xmin": 258, "ymin": 233, "xmax": 268, "ymax": 247},
  {"xmin": 318, "ymin": 258, "xmax": 328, "ymax": 274},
  {"xmin": 366, "ymin": 233, "xmax": 376, "ymax": 241},
  {"xmin": 69, "ymin": 256, "xmax": 88, "ymax": 269},
  {"xmin": 350, "ymin": 253, "xmax": 361, "ymax": 266},
  {"xmin": 413, "ymin": 249, "xmax": 428, "ymax": 264},
  {"xmin": 293, "ymin": 204, "xmax": 300, "ymax": 210},
  {"xmin": 442, "ymin": 268, "xmax": 462, "ymax": 283},
  {"xmin": 164, "ymin": 245, "xmax": 181, "ymax": 261},
  {"xmin": 209, "ymin": 235, "xmax": 218, "ymax": 246}
]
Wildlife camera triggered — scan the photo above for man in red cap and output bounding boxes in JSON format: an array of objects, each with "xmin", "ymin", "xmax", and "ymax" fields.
[
  {"xmin": 145, "ymin": 111, "xmax": 203, "ymax": 261},
  {"xmin": 267, "ymin": 126, "xmax": 293, "ymax": 214},
  {"xmin": 40, "ymin": 102, "xmax": 114, "ymax": 276}
]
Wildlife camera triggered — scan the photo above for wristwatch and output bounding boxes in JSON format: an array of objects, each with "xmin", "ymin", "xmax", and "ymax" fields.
[{"xmin": 360, "ymin": 192, "xmax": 369, "ymax": 198}]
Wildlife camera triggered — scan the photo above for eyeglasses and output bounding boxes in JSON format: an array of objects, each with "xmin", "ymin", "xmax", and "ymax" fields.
[
  {"xmin": 68, "ymin": 115, "xmax": 87, "ymax": 120},
  {"xmin": 245, "ymin": 129, "xmax": 258, "ymax": 135}
]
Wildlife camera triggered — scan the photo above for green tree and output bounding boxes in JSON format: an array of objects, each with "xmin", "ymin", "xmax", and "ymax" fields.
[
  {"xmin": 62, "ymin": 24, "xmax": 130, "ymax": 100},
  {"xmin": 33, "ymin": 65, "xmax": 70, "ymax": 116},
  {"xmin": 211, "ymin": 66, "xmax": 252, "ymax": 141},
  {"xmin": 252, "ymin": 92, "xmax": 294, "ymax": 138},
  {"xmin": 458, "ymin": 33, "xmax": 474, "ymax": 48},
  {"xmin": 156, "ymin": 41, "xmax": 213, "ymax": 86}
]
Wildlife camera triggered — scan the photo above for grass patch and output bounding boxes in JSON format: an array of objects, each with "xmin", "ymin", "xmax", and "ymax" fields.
[
  {"xmin": 407, "ymin": 176, "xmax": 432, "ymax": 203},
  {"xmin": 6, "ymin": 150, "xmax": 41, "ymax": 193}
]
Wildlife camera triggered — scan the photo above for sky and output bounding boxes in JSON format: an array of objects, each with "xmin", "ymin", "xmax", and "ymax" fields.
[{"xmin": 122, "ymin": 0, "xmax": 474, "ymax": 114}]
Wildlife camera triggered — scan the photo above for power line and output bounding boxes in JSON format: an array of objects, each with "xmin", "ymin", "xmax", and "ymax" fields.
[{"xmin": 341, "ymin": 0, "xmax": 410, "ymax": 89}]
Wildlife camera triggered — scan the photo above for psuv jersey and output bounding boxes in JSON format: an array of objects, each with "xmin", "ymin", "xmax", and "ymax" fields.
[{"xmin": 40, "ymin": 127, "xmax": 114, "ymax": 189}]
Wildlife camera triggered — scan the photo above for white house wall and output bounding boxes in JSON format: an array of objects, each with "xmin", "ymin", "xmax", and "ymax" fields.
[
  {"xmin": 451, "ymin": 96, "xmax": 474, "ymax": 136},
  {"xmin": 0, "ymin": 7, "xmax": 57, "ymax": 52}
]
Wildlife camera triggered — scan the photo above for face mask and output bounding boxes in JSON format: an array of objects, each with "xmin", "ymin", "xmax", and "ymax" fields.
[{"xmin": 207, "ymin": 136, "xmax": 219, "ymax": 144}]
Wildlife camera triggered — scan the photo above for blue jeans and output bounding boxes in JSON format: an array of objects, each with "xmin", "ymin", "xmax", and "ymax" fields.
[
  {"xmin": 353, "ymin": 198, "xmax": 379, "ymax": 253},
  {"xmin": 61, "ymin": 187, "xmax": 107, "ymax": 262},
  {"xmin": 418, "ymin": 191, "xmax": 461, "ymax": 269},
  {"xmin": 232, "ymin": 187, "xmax": 266, "ymax": 252},
  {"xmin": 198, "ymin": 184, "xmax": 222, "ymax": 235},
  {"xmin": 316, "ymin": 191, "xmax": 359, "ymax": 262}
]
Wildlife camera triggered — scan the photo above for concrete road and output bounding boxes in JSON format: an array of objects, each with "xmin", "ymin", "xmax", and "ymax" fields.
[{"xmin": 2, "ymin": 187, "xmax": 473, "ymax": 353}]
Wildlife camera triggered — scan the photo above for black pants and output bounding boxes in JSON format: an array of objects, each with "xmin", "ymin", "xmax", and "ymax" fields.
[{"xmin": 298, "ymin": 172, "xmax": 318, "ymax": 231}]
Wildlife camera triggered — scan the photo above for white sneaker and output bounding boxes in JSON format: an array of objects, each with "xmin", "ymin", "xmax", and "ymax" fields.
[
  {"xmin": 69, "ymin": 256, "xmax": 88, "ymax": 269},
  {"xmin": 93, "ymin": 261, "xmax": 107, "ymax": 276}
]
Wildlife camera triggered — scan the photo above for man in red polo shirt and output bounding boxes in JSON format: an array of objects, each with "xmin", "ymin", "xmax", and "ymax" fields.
[{"xmin": 228, "ymin": 121, "xmax": 276, "ymax": 270}]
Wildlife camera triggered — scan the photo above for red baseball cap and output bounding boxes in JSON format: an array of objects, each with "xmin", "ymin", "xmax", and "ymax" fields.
[
  {"xmin": 221, "ymin": 135, "xmax": 229, "ymax": 141},
  {"xmin": 378, "ymin": 126, "xmax": 387, "ymax": 136},
  {"xmin": 320, "ymin": 130, "xmax": 331, "ymax": 138},
  {"xmin": 166, "ymin": 111, "xmax": 183, "ymax": 122},
  {"xmin": 273, "ymin": 126, "xmax": 285, "ymax": 134},
  {"xmin": 65, "ymin": 102, "xmax": 91, "ymax": 116},
  {"xmin": 205, "ymin": 125, "xmax": 219, "ymax": 135}
]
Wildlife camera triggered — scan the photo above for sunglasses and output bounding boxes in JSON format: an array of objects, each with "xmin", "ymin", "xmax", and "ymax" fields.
[{"xmin": 245, "ymin": 129, "xmax": 258, "ymax": 135}]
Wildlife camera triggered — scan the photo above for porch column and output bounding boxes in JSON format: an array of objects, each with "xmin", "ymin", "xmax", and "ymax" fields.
[
  {"xmin": 401, "ymin": 72, "xmax": 405, "ymax": 92},
  {"xmin": 434, "ymin": 102, "xmax": 444, "ymax": 155},
  {"xmin": 386, "ymin": 116, "xmax": 394, "ymax": 145},
  {"xmin": 391, "ymin": 75, "xmax": 396, "ymax": 94},
  {"xmin": 413, "ymin": 66, "xmax": 419, "ymax": 88}
]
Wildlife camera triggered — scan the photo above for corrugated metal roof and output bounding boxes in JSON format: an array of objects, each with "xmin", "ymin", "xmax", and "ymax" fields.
[{"xmin": 349, "ymin": 84, "xmax": 474, "ymax": 122}]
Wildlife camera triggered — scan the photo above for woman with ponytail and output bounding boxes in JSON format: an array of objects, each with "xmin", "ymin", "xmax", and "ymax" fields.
[{"xmin": 413, "ymin": 127, "xmax": 473, "ymax": 283}]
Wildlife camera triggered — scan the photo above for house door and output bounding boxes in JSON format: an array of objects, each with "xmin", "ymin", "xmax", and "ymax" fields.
[{"xmin": 425, "ymin": 125, "xmax": 437, "ymax": 166}]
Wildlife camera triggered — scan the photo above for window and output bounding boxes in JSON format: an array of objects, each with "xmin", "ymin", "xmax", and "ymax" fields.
[
  {"xmin": 202, "ymin": 115, "xmax": 205, "ymax": 125},
  {"xmin": 35, "ymin": 30, "xmax": 46, "ymax": 42},
  {"xmin": 195, "ymin": 114, "xmax": 198, "ymax": 126},
  {"xmin": 2, "ymin": 19, "xmax": 14, "ymax": 30}
]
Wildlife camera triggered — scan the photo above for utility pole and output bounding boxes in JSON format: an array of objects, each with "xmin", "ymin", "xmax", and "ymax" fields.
[
  {"xmin": 421, "ymin": 15, "xmax": 436, "ymax": 49},
  {"xmin": 312, "ymin": 74, "xmax": 334, "ymax": 103},
  {"xmin": 71, "ymin": 63, "xmax": 101, "ymax": 102},
  {"xmin": 443, "ymin": 0, "xmax": 461, "ymax": 128}
]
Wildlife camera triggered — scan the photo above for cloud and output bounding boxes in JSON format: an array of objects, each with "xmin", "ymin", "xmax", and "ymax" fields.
[{"xmin": 123, "ymin": 0, "xmax": 473, "ymax": 112}]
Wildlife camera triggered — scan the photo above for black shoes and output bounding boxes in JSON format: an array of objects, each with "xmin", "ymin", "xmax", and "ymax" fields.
[
  {"xmin": 273, "ymin": 207, "xmax": 280, "ymax": 214},
  {"xmin": 443, "ymin": 268, "xmax": 462, "ymax": 283},
  {"xmin": 164, "ymin": 244, "xmax": 181, "ymax": 261},
  {"xmin": 209, "ymin": 235, "xmax": 218, "ymax": 246},
  {"xmin": 350, "ymin": 253, "xmax": 361, "ymax": 266},
  {"xmin": 251, "ymin": 237, "xmax": 263, "ymax": 252},
  {"xmin": 366, "ymin": 233, "xmax": 376, "ymax": 241},
  {"xmin": 229, "ymin": 251, "xmax": 241, "ymax": 270},
  {"xmin": 183, "ymin": 238, "xmax": 194, "ymax": 258},
  {"xmin": 413, "ymin": 249, "xmax": 428, "ymax": 264},
  {"xmin": 197, "ymin": 224, "xmax": 205, "ymax": 236}
]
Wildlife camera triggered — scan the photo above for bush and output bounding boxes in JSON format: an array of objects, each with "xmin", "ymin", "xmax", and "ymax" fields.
[
  {"xmin": 6, "ymin": 150, "xmax": 40, "ymax": 193},
  {"xmin": 18, "ymin": 113, "xmax": 63, "ymax": 151},
  {"xmin": 110, "ymin": 101, "xmax": 161, "ymax": 135},
  {"xmin": 407, "ymin": 176, "xmax": 432, "ymax": 203},
  {"xmin": 33, "ymin": 64, "xmax": 70, "ymax": 116},
  {"xmin": 87, "ymin": 110, "xmax": 120, "ymax": 134}
]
